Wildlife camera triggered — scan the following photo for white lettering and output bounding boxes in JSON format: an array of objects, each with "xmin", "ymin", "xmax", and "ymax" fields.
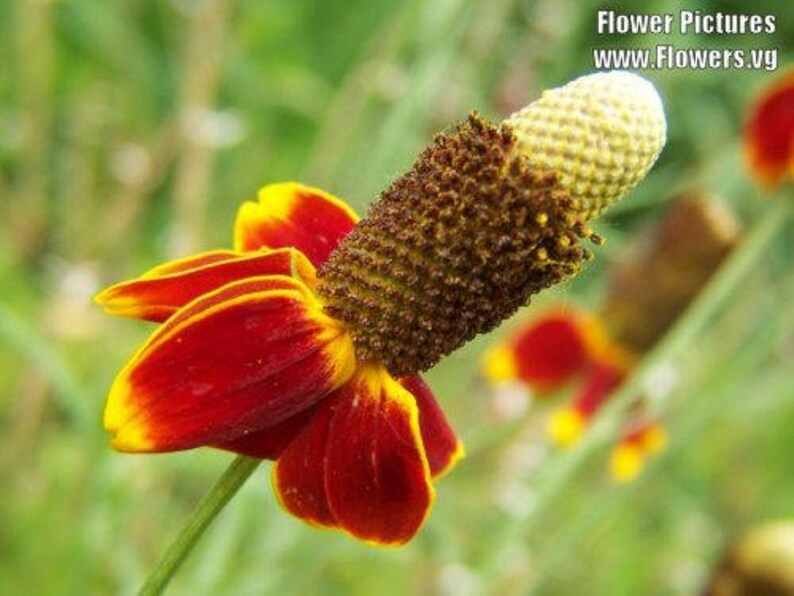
[{"xmin": 597, "ymin": 10, "xmax": 673, "ymax": 35}]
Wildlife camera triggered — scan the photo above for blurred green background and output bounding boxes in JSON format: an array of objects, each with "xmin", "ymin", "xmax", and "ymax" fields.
[{"xmin": 1, "ymin": 0, "xmax": 793, "ymax": 594}]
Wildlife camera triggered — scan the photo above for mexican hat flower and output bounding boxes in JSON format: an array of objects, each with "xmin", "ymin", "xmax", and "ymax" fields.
[
  {"xmin": 743, "ymin": 72, "xmax": 794, "ymax": 189},
  {"xmin": 484, "ymin": 309, "xmax": 632, "ymax": 446},
  {"xmin": 483, "ymin": 195, "xmax": 739, "ymax": 481},
  {"xmin": 96, "ymin": 71, "xmax": 666, "ymax": 544},
  {"xmin": 483, "ymin": 303, "xmax": 665, "ymax": 482},
  {"xmin": 481, "ymin": 308, "xmax": 608, "ymax": 393}
]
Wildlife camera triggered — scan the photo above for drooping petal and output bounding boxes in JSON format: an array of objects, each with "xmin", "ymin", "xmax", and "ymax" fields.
[
  {"xmin": 271, "ymin": 399, "xmax": 339, "ymax": 528},
  {"xmin": 744, "ymin": 74, "xmax": 794, "ymax": 189},
  {"xmin": 547, "ymin": 361, "xmax": 625, "ymax": 447},
  {"xmin": 104, "ymin": 276, "xmax": 356, "ymax": 452},
  {"xmin": 234, "ymin": 182, "xmax": 359, "ymax": 267},
  {"xmin": 273, "ymin": 366, "xmax": 435, "ymax": 545},
  {"xmin": 95, "ymin": 248, "xmax": 317, "ymax": 323},
  {"xmin": 324, "ymin": 367, "xmax": 434, "ymax": 545},
  {"xmin": 400, "ymin": 375, "xmax": 464, "ymax": 478},
  {"xmin": 215, "ymin": 403, "xmax": 319, "ymax": 460},
  {"xmin": 139, "ymin": 250, "xmax": 240, "ymax": 277},
  {"xmin": 572, "ymin": 361, "xmax": 625, "ymax": 417}
]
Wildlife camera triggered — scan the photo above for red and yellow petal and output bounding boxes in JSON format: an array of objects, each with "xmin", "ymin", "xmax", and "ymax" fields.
[
  {"xmin": 95, "ymin": 248, "xmax": 317, "ymax": 323},
  {"xmin": 547, "ymin": 361, "xmax": 625, "ymax": 447},
  {"xmin": 609, "ymin": 422, "xmax": 667, "ymax": 483},
  {"xmin": 744, "ymin": 73, "xmax": 794, "ymax": 189},
  {"xmin": 571, "ymin": 361, "xmax": 625, "ymax": 417},
  {"xmin": 214, "ymin": 403, "xmax": 319, "ymax": 460},
  {"xmin": 637, "ymin": 422, "xmax": 668, "ymax": 455},
  {"xmin": 271, "ymin": 399, "xmax": 339, "ymax": 528},
  {"xmin": 621, "ymin": 421, "xmax": 668, "ymax": 454},
  {"xmin": 400, "ymin": 375, "xmax": 464, "ymax": 478},
  {"xmin": 139, "ymin": 250, "xmax": 240, "ymax": 278},
  {"xmin": 104, "ymin": 276, "xmax": 356, "ymax": 452},
  {"xmin": 234, "ymin": 182, "xmax": 359, "ymax": 267},
  {"xmin": 324, "ymin": 367, "xmax": 433, "ymax": 545},
  {"xmin": 273, "ymin": 365, "xmax": 435, "ymax": 546}
]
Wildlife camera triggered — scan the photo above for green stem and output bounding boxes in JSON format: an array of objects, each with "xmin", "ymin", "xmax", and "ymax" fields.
[
  {"xmin": 139, "ymin": 455, "xmax": 260, "ymax": 596},
  {"xmin": 534, "ymin": 197, "xmax": 790, "ymax": 507},
  {"xmin": 528, "ymin": 284, "xmax": 794, "ymax": 595},
  {"xmin": 481, "ymin": 196, "xmax": 792, "ymax": 575}
]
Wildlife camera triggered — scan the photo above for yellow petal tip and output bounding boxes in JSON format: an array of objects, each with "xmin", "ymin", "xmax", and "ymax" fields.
[
  {"xmin": 609, "ymin": 444, "xmax": 644, "ymax": 483},
  {"xmin": 481, "ymin": 345, "xmax": 518, "ymax": 383},
  {"xmin": 105, "ymin": 389, "xmax": 153, "ymax": 452},
  {"xmin": 109, "ymin": 425, "xmax": 154, "ymax": 453},
  {"xmin": 641, "ymin": 424, "xmax": 668, "ymax": 455},
  {"xmin": 548, "ymin": 407, "xmax": 586, "ymax": 447}
]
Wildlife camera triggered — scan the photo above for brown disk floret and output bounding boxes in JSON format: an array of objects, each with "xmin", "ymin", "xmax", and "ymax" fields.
[{"xmin": 318, "ymin": 114, "xmax": 598, "ymax": 377}]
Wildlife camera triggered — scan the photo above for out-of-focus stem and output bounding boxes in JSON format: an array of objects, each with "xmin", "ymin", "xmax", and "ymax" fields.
[
  {"xmin": 169, "ymin": 0, "xmax": 230, "ymax": 255},
  {"xmin": 10, "ymin": 0, "xmax": 53, "ymax": 260},
  {"xmin": 101, "ymin": 125, "xmax": 180, "ymax": 257},
  {"xmin": 139, "ymin": 455, "xmax": 259, "ymax": 596},
  {"xmin": 481, "ymin": 196, "xmax": 793, "ymax": 576},
  {"xmin": 533, "ymin": 197, "xmax": 791, "ymax": 519},
  {"xmin": 527, "ymin": 282, "xmax": 794, "ymax": 594}
]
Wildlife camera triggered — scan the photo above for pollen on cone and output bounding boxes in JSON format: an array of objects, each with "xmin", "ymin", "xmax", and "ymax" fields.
[
  {"xmin": 318, "ymin": 72, "xmax": 667, "ymax": 378},
  {"xmin": 505, "ymin": 70, "xmax": 667, "ymax": 219}
]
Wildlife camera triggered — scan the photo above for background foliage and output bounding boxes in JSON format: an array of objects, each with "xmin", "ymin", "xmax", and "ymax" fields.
[{"xmin": 1, "ymin": 0, "xmax": 792, "ymax": 594}]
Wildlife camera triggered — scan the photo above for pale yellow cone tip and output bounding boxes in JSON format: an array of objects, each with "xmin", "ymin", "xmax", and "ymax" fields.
[{"xmin": 505, "ymin": 71, "xmax": 667, "ymax": 220}]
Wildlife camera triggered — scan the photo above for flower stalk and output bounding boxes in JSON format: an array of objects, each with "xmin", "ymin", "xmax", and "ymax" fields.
[
  {"xmin": 481, "ymin": 194, "xmax": 793, "ymax": 578},
  {"xmin": 139, "ymin": 455, "xmax": 260, "ymax": 596},
  {"xmin": 97, "ymin": 70, "xmax": 667, "ymax": 585}
]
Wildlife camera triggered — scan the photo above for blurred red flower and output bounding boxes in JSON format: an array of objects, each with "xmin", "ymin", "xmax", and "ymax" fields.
[{"xmin": 744, "ymin": 73, "xmax": 794, "ymax": 189}]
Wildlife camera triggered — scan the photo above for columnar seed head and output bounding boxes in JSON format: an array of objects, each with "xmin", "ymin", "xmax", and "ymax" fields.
[
  {"xmin": 319, "ymin": 117, "xmax": 594, "ymax": 376},
  {"xmin": 318, "ymin": 72, "xmax": 667, "ymax": 378},
  {"xmin": 505, "ymin": 71, "xmax": 667, "ymax": 219}
]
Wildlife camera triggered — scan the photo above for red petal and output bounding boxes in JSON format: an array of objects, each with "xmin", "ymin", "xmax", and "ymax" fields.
[
  {"xmin": 511, "ymin": 312, "xmax": 589, "ymax": 391},
  {"xmin": 400, "ymin": 375, "xmax": 463, "ymax": 478},
  {"xmin": 621, "ymin": 420, "xmax": 667, "ymax": 454},
  {"xmin": 571, "ymin": 361, "xmax": 625, "ymax": 417},
  {"xmin": 104, "ymin": 276, "xmax": 356, "ymax": 452},
  {"xmin": 271, "ymin": 399, "xmax": 339, "ymax": 528},
  {"xmin": 140, "ymin": 250, "xmax": 239, "ymax": 277},
  {"xmin": 234, "ymin": 182, "xmax": 359, "ymax": 267},
  {"xmin": 216, "ymin": 403, "xmax": 318, "ymax": 460},
  {"xmin": 324, "ymin": 367, "xmax": 434, "ymax": 545},
  {"xmin": 273, "ymin": 366, "xmax": 436, "ymax": 545},
  {"xmin": 95, "ymin": 248, "xmax": 316, "ymax": 323},
  {"xmin": 744, "ymin": 74, "xmax": 794, "ymax": 188}
]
